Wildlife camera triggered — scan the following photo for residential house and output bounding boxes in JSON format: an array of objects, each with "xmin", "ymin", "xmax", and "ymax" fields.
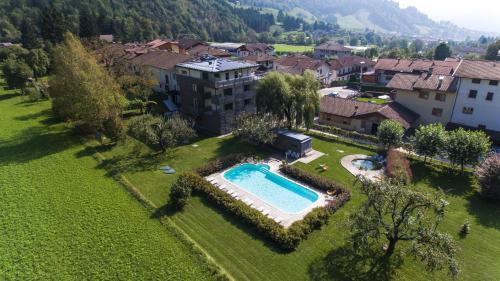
[
  {"xmin": 175, "ymin": 55, "xmax": 259, "ymax": 134},
  {"xmin": 147, "ymin": 39, "xmax": 183, "ymax": 53},
  {"xmin": 450, "ymin": 60, "xmax": 500, "ymax": 142},
  {"xmin": 243, "ymin": 54, "xmax": 275, "ymax": 72},
  {"xmin": 236, "ymin": 43, "xmax": 275, "ymax": 57},
  {"xmin": 210, "ymin": 42, "xmax": 245, "ymax": 55},
  {"xmin": 374, "ymin": 58, "xmax": 460, "ymax": 85},
  {"xmin": 313, "ymin": 41, "xmax": 351, "ymax": 59},
  {"xmin": 387, "ymin": 72, "xmax": 458, "ymax": 125},
  {"xmin": 275, "ymin": 55, "xmax": 332, "ymax": 85},
  {"xmin": 178, "ymin": 38, "xmax": 206, "ymax": 51},
  {"xmin": 330, "ymin": 56, "xmax": 375, "ymax": 81},
  {"xmin": 319, "ymin": 96, "xmax": 419, "ymax": 134},
  {"xmin": 129, "ymin": 50, "xmax": 193, "ymax": 95},
  {"xmin": 187, "ymin": 44, "xmax": 231, "ymax": 58}
]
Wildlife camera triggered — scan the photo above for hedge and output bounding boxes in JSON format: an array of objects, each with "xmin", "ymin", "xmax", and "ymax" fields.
[
  {"xmin": 179, "ymin": 159, "xmax": 351, "ymax": 250},
  {"xmin": 312, "ymin": 124, "xmax": 380, "ymax": 144},
  {"xmin": 386, "ymin": 149, "xmax": 413, "ymax": 184},
  {"xmin": 196, "ymin": 153, "xmax": 249, "ymax": 176},
  {"xmin": 280, "ymin": 165, "xmax": 348, "ymax": 194}
]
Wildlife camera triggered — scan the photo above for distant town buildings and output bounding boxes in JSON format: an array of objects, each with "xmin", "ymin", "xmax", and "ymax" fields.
[{"xmin": 313, "ymin": 41, "xmax": 352, "ymax": 59}]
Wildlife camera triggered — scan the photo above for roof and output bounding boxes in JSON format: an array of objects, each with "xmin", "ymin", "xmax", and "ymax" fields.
[
  {"xmin": 387, "ymin": 73, "xmax": 457, "ymax": 92},
  {"xmin": 176, "ymin": 56, "xmax": 258, "ymax": 72},
  {"xmin": 320, "ymin": 96, "xmax": 419, "ymax": 128},
  {"xmin": 238, "ymin": 43, "xmax": 274, "ymax": 53},
  {"xmin": 147, "ymin": 39, "xmax": 178, "ymax": 49},
  {"xmin": 374, "ymin": 58, "xmax": 460, "ymax": 74},
  {"xmin": 210, "ymin": 42, "xmax": 245, "ymax": 50},
  {"xmin": 276, "ymin": 55, "xmax": 328, "ymax": 70},
  {"xmin": 315, "ymin": 41, "xmax": 351, "ymax": 52},
  {"xmin": 187, "ymin": 45, "xmax": 231, "ymax": 57},
  {"xmin": 329, "ymin": 56, "xmax": 375, "ymax": 70},
  {"xmin": 129, "ymin": 51, "xmax": 193, "ymax": 71},
  {"xmin": 178, "ymin": 38, "xmax": 205, "ymax": 50},
  {"xmin": 277, "ymin": 129, "xmax": 312, "ymax": 142},
  {"xmin": 243, "ymin": 53, "xmax": 275, "ymax": 63},
  {"xmin": 454, "ymin": 60, "xmax": 500, "ymax": 81}
]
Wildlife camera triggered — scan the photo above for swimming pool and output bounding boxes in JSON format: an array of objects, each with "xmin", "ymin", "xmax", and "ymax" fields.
[{"xmin": 223, "ymin": 163, "xmax": 319, "ymax": 213}]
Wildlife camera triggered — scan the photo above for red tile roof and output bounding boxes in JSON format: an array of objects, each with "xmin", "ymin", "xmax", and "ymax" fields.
[
  {"xmin": 129, "ymin": 50, "xmax": 193, "ymax": 71},
  {"xmin": 320, "ymin": 96, "xmax": 419, "ymax": 128},
  {"xmin": 454, "ymin": 60, "xmax": 500, "ymax": 81},
  {"xmin": 315, "ymin": 41, "xmax": 351, "ymax": 52}
]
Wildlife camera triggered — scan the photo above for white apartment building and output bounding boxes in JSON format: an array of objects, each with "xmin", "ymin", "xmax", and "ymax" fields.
[{"xmin": 451, "ymin": 60, "xmax": 500, "ymax": 132}]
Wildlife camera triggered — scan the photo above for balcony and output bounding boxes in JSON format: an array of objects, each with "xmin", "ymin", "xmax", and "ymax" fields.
[{"xmin": 214, "ymin": 75, "xmax": 260, "ymax": 88}]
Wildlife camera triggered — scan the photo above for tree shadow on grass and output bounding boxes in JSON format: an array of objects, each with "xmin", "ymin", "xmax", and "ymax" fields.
[
  {"xmin": 95, "ymin": 148, "xmax": 170, "ymax": 178},
  {"xmin": 14, "ymin": 109, "xmax": 52, "ymax": 121},
  {"xmin": 308, "ymin": 244, "xmax": 403, "ymax": 281},
  {"xmin": 466, "ymin": 192, "xmax": 500, "ymax": 229},
  {"xmin": 0, "ymin": 92, "xmax": 18, "ymax": 101}
]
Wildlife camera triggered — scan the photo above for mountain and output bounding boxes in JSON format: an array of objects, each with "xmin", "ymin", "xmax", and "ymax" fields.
[
  {"xmin": 0, "ymin": 0, "xmax": 257, "ymax": 43},
  {"xmin": 237, "ymin": 0, "xmax": 493, "ymax": 40}
]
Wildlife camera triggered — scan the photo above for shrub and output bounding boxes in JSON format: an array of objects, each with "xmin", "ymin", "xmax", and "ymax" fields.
[
  {"xmin": 377, "ymin": 120, "xmax": 405, "ymax": 149},
  {"xmin": 475, "ymin": 153, "xmax": 500, "ymax": 201},
  {"xmin": 196, "ymin": 153, "xmax": 248, "ymax": 176},
  {"xmin": 280, "ymin": 164, "xmax": 349, "ymax": 194},
  {"xmin": 169, "ymin": 176, "xmax": 193, "ymax": 210},
  {"xmin": 386, "ymin": 149, "xmax": 413, "ymax": 184},
  {"xmin": 313, "ymin": 124, "xmax": 379, "ymax": 143}
]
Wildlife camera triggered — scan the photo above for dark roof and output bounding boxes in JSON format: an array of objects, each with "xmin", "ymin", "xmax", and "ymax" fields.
[
  {"xmin": 129, "ymin": 50, "xmax": 193, "ymax": 71},
  {"xmin": 454, "ymin": 60, "xmax": 500, "ymax": 81},
  {"xmin": 239, "ymin": 43, "xmax": 274, "ymax": 53},
  {"xmin": 315, "ymin": 41, "xmax": 351, "ymax": 52},
  {"xmin": 320, "ymin": 96, "xmax": 419, "ymax": 128},
  {"xmin": 329, "ymin": 56, "xmax": 375, "ymax": 70},
  {"xmin": 387, "ymin": 73, "xmax": 457, "ymax": 92},
  {"xmin": 178, "ymin": 38, "xmax": 206, "ymax": 50},
  {"xmin": 278, "ymin": 129, "xmax": 312, "ymax": 142}
]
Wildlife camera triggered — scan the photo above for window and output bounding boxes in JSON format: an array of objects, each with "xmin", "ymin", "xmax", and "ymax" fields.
[
  {"xmin": 225, "ymin": 72, "xmax": 230, "ymax": 80},
  {"xmin": 202, "ymin": 72, "xmax": 209, "ymax": 80},
  {"xmin": 223, "ymin": 88, "xmax": 233, "ymax": 96},
  {"xmin": 181, "ymin": 70, "xmax": 188, "ymax": 75},
  {"xmin": 419, "ymin": 91, "xmax": 429, "ymax": 99},
  {"xmin": 490, "ymin": 80, "xmax": 499, "ymax": 86},
  {"xmin": 234, "ymin": 72, "xmax": 238, "ymax": 79},
  {"xmin": 486, "ymin": 92, "xmax": 495, "ymax": 101},
  {"xmin": 243, "ymin": 84, "xmax": 250, "ymax": 92},
  {"xmin": 435, "ymin": 93, "xmax": 446, "ymax": 102},
  {"xmin": 214, "ymin": 73, "xmax": 220, "ymax": 78},
  {"xmin": 472, "ymin": 78, "xmax": 481, "ymax": 84},
  {"xmin": 192, "ymin": 84, "xmax": 198, "ymax": 92},
  {"xmin": 244, "ymin": 98, "xmax": 252, "ymax": 106},
  {"xmin": 462, "ymin": 107, "xmax": 474, "ymax": 115},
  {"xmin": 468, "ymin": 90, "xmax": 477, "ymax": 99},
  {"xmin": 432, "ymin": 108, "xmax": 443, "ymax": 117},
  {"xmin": 224, "ymin": 103, "xmax": 233, "ymax": 111}
]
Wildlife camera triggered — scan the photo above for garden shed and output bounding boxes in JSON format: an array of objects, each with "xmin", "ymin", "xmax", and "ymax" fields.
[{"xmin": 274, "ymin": 129, "xmax": 313, "ymax": 158}]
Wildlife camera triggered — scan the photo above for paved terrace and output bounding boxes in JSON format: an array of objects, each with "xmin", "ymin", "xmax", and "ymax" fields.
[{"xmin": 206, "ymin": 158, "xmax": 334, "ymax": 228}]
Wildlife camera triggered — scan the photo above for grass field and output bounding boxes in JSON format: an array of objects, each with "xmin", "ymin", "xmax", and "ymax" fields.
[
  {"xmin": 273, "ymin": 44, "xmax": 314, "ymax": 53},
  {"xmin": 0, "ymin": 80, "xmax": 221, "ymax": 280}
]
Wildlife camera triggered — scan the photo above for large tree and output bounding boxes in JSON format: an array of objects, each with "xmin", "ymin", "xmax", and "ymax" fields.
[
  {"xmin": 410, "ymin": 124, "xmax": 447, "ymax": 163},
  {"xmin": 289, "ymin": 70, "xmax": 320, "ymax": 130},
  {"xmin": 475, "ymin": 153, "xmax": 500, "ymax": 200},
  {"xmin": 234, "ymin": 113, "xmax": 282, "ymax": 145},
  {"xmin": 445, "ymin": 128, "xmax": 491, "ymax": 172},
  {"xmin": 350, "ymin": 177, "xmax": 459, "ymax": 276},
  {"xmin": 25, "ymin": 49, "xmax": 50, "ymax": 79},
  {"xmin": 434, "ymin": 42, "xmax": 452, "ymax": 60},
  {"xmin": 1, "ymin": 58, "xmax": 33, "ymax": 89},
  {"xmin": 485, "ymin": 40, "xmax": 500, "ymax": 61},
  {"xmin": 49, "ymin": 33, "xmax": 124, "ymax": 138},
  {"xmin": 20, "ymin": 19, "xmax": 42, "ymax": 49},
  {"xmin": 377, "ymin": 120, "xmax": 404, "ymax": 149}
]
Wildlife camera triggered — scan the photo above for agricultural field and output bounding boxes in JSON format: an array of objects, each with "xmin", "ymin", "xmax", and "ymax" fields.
[
  {"xmin": 0, "ymin": 80, "xmax": 221, "ymax": 280},
  {"xmin": 273, "ymin": 44, "xmax": 314, "ymax": 53}
]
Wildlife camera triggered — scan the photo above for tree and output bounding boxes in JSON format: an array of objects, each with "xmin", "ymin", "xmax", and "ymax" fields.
[
  {"xmin": 118, "ymin": 68, "xmax": 157, "ymax": 103},
  {"xmin": 2, "ymin": 58, "xmax": 33, "ymax": 89},
  {"xmin": 169, "ymin": 176, "xmax": 192, "ymax": 210},
  {"xmin": 350, "ymin": 37, "xmax": 359, "ymax": 46},
  {"xmin": 234, "ymin": 113, "xmax": 282, "ymax": 145},
  {"xmin": 256, "ymin": 71, "xmax": 293, "ymax": 127},
  {"xmin": 40, "ymin": 7, "xmax": 68, "ymax": 44},
  {"xmin": 485, "ymin": 40, "xmax": 500, "ymax": 61},
  {"xmin": 377, "ymin": 120, "xmax": 404, "ymax": 149},
  {"xmin": 434, "ymin": 43, "xmax": 452, "ymax": 60},
  {"xmin": 411, "ymin": 39, "xmax": 425, "ymax": 53},
  {"xmin": 290, "ymin": 71, "xmax": 320, "ymax": 130},
  {"xmin": 49, "ymin": 33, "xmax": 124, "ymax": 138},
  {"xmin": 350, "ymin": 177, "xmax": 459, "ymax": 276},
  {"xmin": 410, "ymin": 124, "xmax": 447, "ymax": 163},
  {"xmin": 79, "ymin": 7, "xmax": 99, "ymax": 38},
  {"xmin": 445, "ymin": 128, "xmax": 491, "ymax": 172},
  {"xmin": 128, "ymin": 114, "xmax": 196, "ymax": 152},
  {"xmin": 25, "ymin": 49, "xmax": 50, "ymax": 78},
  {"xmin": 475, "ymin": 153, "xmax": 500, "ymax": 200},
  {"xmin": 20, "ymin": 19, "xmax": 42, "ymax": 49}
]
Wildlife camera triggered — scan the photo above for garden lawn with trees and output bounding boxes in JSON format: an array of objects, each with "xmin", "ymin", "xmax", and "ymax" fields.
[{"xmin": 0, "ymin": 79, "xmax": 221, "ymax": 280}]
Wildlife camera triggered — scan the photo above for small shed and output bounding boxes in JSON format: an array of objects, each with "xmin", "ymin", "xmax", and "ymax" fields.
[{"xmin": 274, "ymin": 129, "xmax": 313, "ymax": 158}]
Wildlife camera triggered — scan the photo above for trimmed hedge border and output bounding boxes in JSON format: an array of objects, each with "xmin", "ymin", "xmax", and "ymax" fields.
[
  {"xmin": 312, "ymin": 124, "xmax": 379, "ymax": 144},
  {"xmin": 181, "ymin": 154, "xmax": 351, "ymax": 251}
]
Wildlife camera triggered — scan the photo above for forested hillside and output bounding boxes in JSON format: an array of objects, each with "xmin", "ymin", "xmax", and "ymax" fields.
[{"xmin": 0, "ymin": 0, "xmax": 267, "ymax": 42}]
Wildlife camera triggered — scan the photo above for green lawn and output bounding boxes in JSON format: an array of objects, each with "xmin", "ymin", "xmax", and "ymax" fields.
[
  {"xmin": 273, "ymin": 44, "xmax": 314, "ymax": 53},
  {"xmin": 0, "ymin": 81, "xmax": 220, "ymax": 280},
  {"xmin": 355, "ymin": 97, "xmax": 392, "ymax": 104}
]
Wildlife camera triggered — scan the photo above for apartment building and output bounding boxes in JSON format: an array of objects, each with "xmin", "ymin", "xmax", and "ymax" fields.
[
  {"xmin": 450, "ymin": 60, "xmax": 500, "ymax": 134},
  {"xmin": 313, "ymin": 41, "xmax": 351, "ymax": 59},
  {"xmin": 275, "ymin": 55, "xmax": 332, "ymax": 85},
  {"xmin": 175, "ymin": 55, "xmax": 259, "ymax": 134}
]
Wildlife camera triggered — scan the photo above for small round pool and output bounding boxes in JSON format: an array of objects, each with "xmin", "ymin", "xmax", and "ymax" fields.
[{"xmin": 352, "ymin": 159, "xmax": 377, "ymax": 171}]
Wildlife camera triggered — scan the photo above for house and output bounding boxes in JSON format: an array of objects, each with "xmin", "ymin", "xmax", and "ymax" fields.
[
  {"xmin": 313, "ymin": 41, "xmax": 351, "ymax": 59},
  {"xmin": 374, "ymin": 58, "xmax": 460, "ymax": 85},
  {"xmin": 175, "ymin": 55, "xmax": 259, "ymax": 134},
  {"xmin": 146, "ymin": 39, "xmax": 182, "ymax": 53},
  {"xmin": 319, "ymin": 96, "xmax": 419, "ymax": 134},
  {"xmin": 387, "ymin": 72, "xmax": 458, "ymax": 126},
  {"xmin": 178, "ymin": 38, "xmax": 206, "ymax": 51},
  {"xmin": 129, "ymin": 50, "xmax": 193, "ymax": 95},
  {"xmin": 275, "ymin": 55, "xmax": 332, "ymax": 85},
  {"xmin": 236, "ymin": 43, "xmax": 275, "ymax": 57},
  {"xmin": 243, "ymin": 54, "xmax": 275, "ymax": 72},
  {"xmin": 210, "ymin": 42, "xmax": 245, "ymax": 55},
  {"xmin": 329, "ymin": 56, "xmax": 376, "ymax": 81},
  {"xmin": 187, "ymin": 44, "xmax": 231, "ymax": 58},
  {"xmin": 449, "ymin": 60, "xmax": 500, "ymax": 142}
]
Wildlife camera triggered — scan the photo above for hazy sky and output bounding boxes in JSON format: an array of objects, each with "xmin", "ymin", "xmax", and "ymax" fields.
[{"xmin": 397, "ymin": 0, "xmax": 500, "ymax": 33}]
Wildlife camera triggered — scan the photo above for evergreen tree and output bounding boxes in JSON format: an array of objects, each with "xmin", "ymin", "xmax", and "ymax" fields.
[
  {"xmin": 20, "ymin": 19, "xmax": 41, "ymax": 49},
  {"xmin": 485, "ymin": 40, "xmax": 500, "ymax": 61},
  {"xmin": 40, "ymin": 7, "xmax": 68, "ymax": 43},
  {"xmin": 79, "ymin": 7, "xmax": 99, "ymax": 38},
  {"xmin": 434, "ymin": 43, "xmax": 452, "ymax": 60}
]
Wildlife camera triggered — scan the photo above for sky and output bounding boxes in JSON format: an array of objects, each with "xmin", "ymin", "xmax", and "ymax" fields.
[{"xmin": 396, "ymin": 0, "xmax": 500, "ymax": 33}]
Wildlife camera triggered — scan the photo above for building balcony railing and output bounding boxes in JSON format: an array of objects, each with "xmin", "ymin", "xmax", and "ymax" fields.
[{"xmin": 214, "ymin": 75, "xmax": 260, "ymax": 88}]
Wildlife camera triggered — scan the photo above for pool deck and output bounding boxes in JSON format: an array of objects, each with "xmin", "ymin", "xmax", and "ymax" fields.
[
  {"xmin": 206, "ymin": 158, "xmax": 333, "ymax": 228},
  {"xmin": 340, "ymin": 154, "xmax": 385, "ymax": 181}
]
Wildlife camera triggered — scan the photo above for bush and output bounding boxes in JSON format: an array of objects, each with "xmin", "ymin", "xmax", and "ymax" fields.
[
  {"xmin": 280, "ymin": 164, "xmax": 348, "ymax": 194},
  {"xmin": 313, "ymin": 124, "xmax": 379, "ymax": 143},
  {"xmin": 196, "ymin": 153, "xmax": 248, "ymax": 176},
  {"xmin": 169, "ymin": 176, "xmax": 193, "ymax": 210},
  {"xmin": 386, "ymin": 149, "xmax": 413, "ymax": 184},
  {"xmin": 377, "ymin": 120, "xmax": 404, "ymax": 148},
  {"xmin": 475, "ymin": 153, "xmax": 500, "ymax": 201}
]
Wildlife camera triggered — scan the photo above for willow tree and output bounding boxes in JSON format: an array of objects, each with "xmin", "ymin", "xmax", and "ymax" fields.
[
  {"xmin": 289, "ymin": 70, "xmax": 320, "ymax": 130},
  {"xmin": 49, "ymin": 33, "xmax": 125, "ymax": 139}
]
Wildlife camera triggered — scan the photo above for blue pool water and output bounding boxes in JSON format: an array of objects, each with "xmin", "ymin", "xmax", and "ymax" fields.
[{"xmin": 223, "ymin": 163, "xmax": 318, "ymax": 213}]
